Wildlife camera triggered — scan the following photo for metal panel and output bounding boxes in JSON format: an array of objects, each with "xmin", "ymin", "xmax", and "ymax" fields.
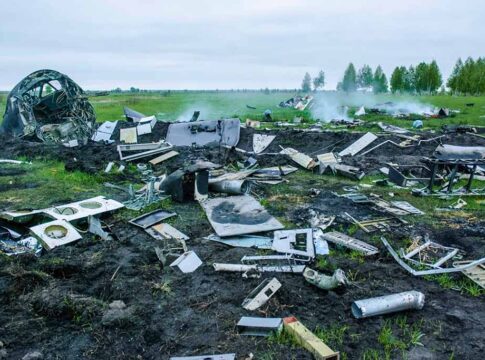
[
  {"xmin": 242, "ymin": 277, "xmax": 282, "ymax": 310},
  {"xmin": 30, "ymin": 220, "xmax": 82, "ymax": 250},
  {"xmin": 322, "ymin": 231, "xmax": 379, "ymax": 256},
  {"xmin": 129, "ymin": 209, "xmax": 176, "ymax": 229},
  {"xmin": 338, "ymin": 132, "xmax": 378, "ymax": 157},
  {"xmin": 166, "ymin": 119, "xmax": 240, "ymax": 147},
  {"xmin": 253, "ymin": 134, "xmax": 276, "ymax": 154},
  {"xmin": 200, "ymin": 196, "xmax": 284, "ymax": 237},
  {"xmin": 237, "ymin": 317, "xmax": 283, "ymax": 336}
]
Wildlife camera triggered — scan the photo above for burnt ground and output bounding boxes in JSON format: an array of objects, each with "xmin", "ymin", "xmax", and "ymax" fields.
[{"xmin": 0, "ymin": 125, "xmax": 484, "ymax": 360}]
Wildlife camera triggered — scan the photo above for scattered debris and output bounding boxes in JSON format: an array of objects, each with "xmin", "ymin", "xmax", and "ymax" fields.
[
  {"xmin": 166, "ymin": 119, "xmax": 240, "ymax": 147},
  {"xmin": 170, "ymin": 355, "xmax": 235, "ymax": 360},
  {"xmin": 453, "ymin": 261, "xmax": 485, "ymax": 289},
  {"xmin": 280, "ymin": 147, "xmax": 316, "ymax": 169},
  {"xmin": 205, "ymin": 234, "xmax": 272, "ymax": 249}
]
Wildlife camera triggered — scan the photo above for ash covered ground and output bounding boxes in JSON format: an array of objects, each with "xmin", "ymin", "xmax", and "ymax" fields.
[{"xmin": 0, "ymin": 125, "xmax": 484, "ymax": 360}]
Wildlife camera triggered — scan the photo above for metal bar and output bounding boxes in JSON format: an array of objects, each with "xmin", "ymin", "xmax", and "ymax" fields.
[{"xmin": 351, "ymin": 291, "xmax": 425, "ymax": 318}]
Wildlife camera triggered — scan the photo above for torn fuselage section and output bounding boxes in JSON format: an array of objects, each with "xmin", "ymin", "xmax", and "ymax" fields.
[{"xmin": 1, "ymin": 69, "xmax": 96, "ymax": 144}]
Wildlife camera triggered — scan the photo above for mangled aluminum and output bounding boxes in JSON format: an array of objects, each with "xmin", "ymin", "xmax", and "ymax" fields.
[
  {"xmin": 117, "ymin": 142, "xmax": 173, "ymax": 161},
  {"xmin": 351, "ymin": 291, "xmax": 425, "ymax": 319},
  {"xmin": 208, "ymin": 179, "xmax": 252, "ymax": 195},
  {"xmin": 242, "ymin": 277, "xmax": 281, "ymax": 310},
  {"xmin": 453, "ymin": 261, "xmax": 485, "ymax": 289},
  {"xmin": 166, "ymin": 119, "xmax": 240, "ymax": 147},
  {"xmin": 1, "ymin": 69, "xmax": 95, "ymax": 144},
  {"xmin": 303, "ymin": 268, "xmax": 348, "ymax": 290},
  {"xmin": 205, "ymin": 234, "xmax": 272, "ymax": 249},
  {"xmin": 322, "ymin": 231, "xmax": 379, "ymax": 256},
  {"xmin": 381, "ymin": 237, "xmax": 485, "ymax": 276}
]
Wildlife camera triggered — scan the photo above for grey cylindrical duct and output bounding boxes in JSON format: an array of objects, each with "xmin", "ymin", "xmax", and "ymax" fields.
[
  {"xmin": 352, "ymin": 291, "xmax": 425, "ymax": 319},
  {"xmin": 209, "ymin": 180, "xmax": 251, "ymax": 195}
]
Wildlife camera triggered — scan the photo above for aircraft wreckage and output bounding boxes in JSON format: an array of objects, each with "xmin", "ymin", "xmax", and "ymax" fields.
[{"xmin": 0, "ymin": 69, "xmax": 96, "ymax": 145}]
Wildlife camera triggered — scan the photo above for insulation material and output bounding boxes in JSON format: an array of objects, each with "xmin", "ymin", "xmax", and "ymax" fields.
[{"xmin": 120, "ymin": 127, "xmax": 138, "ymax": 144}]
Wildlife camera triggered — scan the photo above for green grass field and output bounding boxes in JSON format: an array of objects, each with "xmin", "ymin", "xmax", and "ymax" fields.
[{"xmin": 1, "ymin": 91, "xmax": 484, "ymax": 130}]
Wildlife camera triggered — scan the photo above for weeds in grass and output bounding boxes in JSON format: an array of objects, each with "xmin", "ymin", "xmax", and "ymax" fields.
[
  {"xmin": 315, "ymin": 323, "xmax": 349, "ymax": 347},
  {"xmin": 361, "ymin": 348, "xmax": 380, "ymax": 360},
  {"xmin": 151, "ymin": 281, "xmax": 172, "ymax": 295},
  {"xmin": 267, "ymin": 329, "xmax": 299, "ymax": 347}
]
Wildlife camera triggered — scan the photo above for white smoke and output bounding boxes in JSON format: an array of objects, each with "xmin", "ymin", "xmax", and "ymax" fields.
[{"xmin": 310, "ymin": 92, "xmax": 436, "ymax": 122}]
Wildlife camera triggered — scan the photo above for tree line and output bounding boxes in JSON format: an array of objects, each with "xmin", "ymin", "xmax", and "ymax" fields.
[
  {"xmin": 301, "ymin": 57, "xmax": 485, "ymax": 95},
  {"xmin": 447, "ymin": 57, "xmax": 485, "ymax": 95}
]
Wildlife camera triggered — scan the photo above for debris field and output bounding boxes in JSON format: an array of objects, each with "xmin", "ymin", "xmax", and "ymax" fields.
[{"xmin": 0, "ymin": 70, "xmax": 484, "ymax": 360}]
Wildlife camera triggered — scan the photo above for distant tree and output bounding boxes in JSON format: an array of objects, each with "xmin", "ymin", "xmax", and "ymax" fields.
[
  {"xmin": 372, "ymin": 65, "xmax": 388, "ymax": 93},
  {"xmin": 404, "ymin": 65, "xmax": 416, "ymax": 93},
  {"xmin": 341, "ymin": 63, "xmax": 357, "ymax": 92},
  {"xmin": 301, "ymin": 72, "xmax": 312, "ymax": 92},
  {"xmin": 263, "ymin": 87, "xmax": 270, "ymax": 95},
  {"xmin": 336, "ymin": 82, "xmax": 343, "ymax": 91},
  {"xmin": 390, "ymin": 67, "xmax": 404, "ymax": 93},
  {"xmin": 357, "ymin": 65, "xmax": 373, "ymax": 88},
  {"xmin": 414, "ymin": 62, "xmax": 429, "ymax": 94},
  {"xmin": 429, "ymin": 60, "xmax": 443, "ymax": 93},
  {"xmin": 447, "ymin": 58, "xmax": 463, "ymax": 93},
  {"xmin": 312, "ymin": 70, "xmax": 325, "ymax": 91}
]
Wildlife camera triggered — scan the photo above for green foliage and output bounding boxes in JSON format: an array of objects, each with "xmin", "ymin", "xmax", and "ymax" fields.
[
  {"xmin": 301, "ymin": 72, "xmax": 312, "ymax": 92},
  {"xmin": 342, "ymin": 63, "xmax": 357, "ymax": 92},
  {"xmin": 314, "ymin": 324, "xmax": 349, "ymax": 347},
  {"xmin": 372, "ymin": 65, "xmax": 388, "ymax": 93},
  {"xmin": 357, "ymin": 64, "xmax": 373, "ymax": 88},
  {"xmin": 447, "ymin": 56, "xmax": 485, "ymax": 95},
  {"xmin": 313, "ymin": 70, "xmax": 325, "ymax": 90}
]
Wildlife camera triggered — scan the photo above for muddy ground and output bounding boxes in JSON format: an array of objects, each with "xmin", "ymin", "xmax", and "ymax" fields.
[{"xmin": 0, "ymin": 125, "xmax": 484, "ymax": 359}]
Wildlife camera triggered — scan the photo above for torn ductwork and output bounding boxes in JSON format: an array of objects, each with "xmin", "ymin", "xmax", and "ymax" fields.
[
  {"xmin": 1, "ymin": 69, "xmax": 96, "ymax": 144},
  {"xmin": 303, "ymin": 268, "xmax": 348, "ymax": 290}
]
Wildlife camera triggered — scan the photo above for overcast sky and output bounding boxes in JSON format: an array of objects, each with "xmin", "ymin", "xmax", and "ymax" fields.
[{"xmin": 0, "ymin": 0, "xmax": 483, "ymax": 90}]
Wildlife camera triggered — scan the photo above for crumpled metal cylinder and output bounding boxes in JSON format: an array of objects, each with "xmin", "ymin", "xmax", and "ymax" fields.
[
  {"xmin": 351, "ymin": 290, "xmax": 425, "ymax": 319},
  {"xmin": 303, "ymin": 267, "xmax": 348, "ymax": 290}
]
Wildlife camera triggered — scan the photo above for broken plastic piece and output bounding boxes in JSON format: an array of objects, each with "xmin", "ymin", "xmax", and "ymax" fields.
[
  {"xmin": 170, "ymin": 251, "xmax": 202, "ymax": 273},
  {"xmin": 303, "ymin": 268, "xmax": 348, "ymax": 290},
  {"xmin": 283, "ymin": 317, "xmax": 339, "ymax": 360},
  {"xmin": 242, "ymin": 277, "xmax": 282, "ymax": 311},
  {"xmin": 351, "ymin": 291, "xmax": 425, "ymax": 318}
]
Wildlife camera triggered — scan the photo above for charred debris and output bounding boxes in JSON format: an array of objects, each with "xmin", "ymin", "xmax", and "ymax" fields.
[{"xmin": 1, "ymin": 71, "xmax": 485, "ymax": 359}]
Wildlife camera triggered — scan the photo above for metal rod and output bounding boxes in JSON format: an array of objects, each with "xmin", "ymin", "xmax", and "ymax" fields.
[{"xmin": 351, "ymin": 291, "xmax": 425, "ymax": 318}]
